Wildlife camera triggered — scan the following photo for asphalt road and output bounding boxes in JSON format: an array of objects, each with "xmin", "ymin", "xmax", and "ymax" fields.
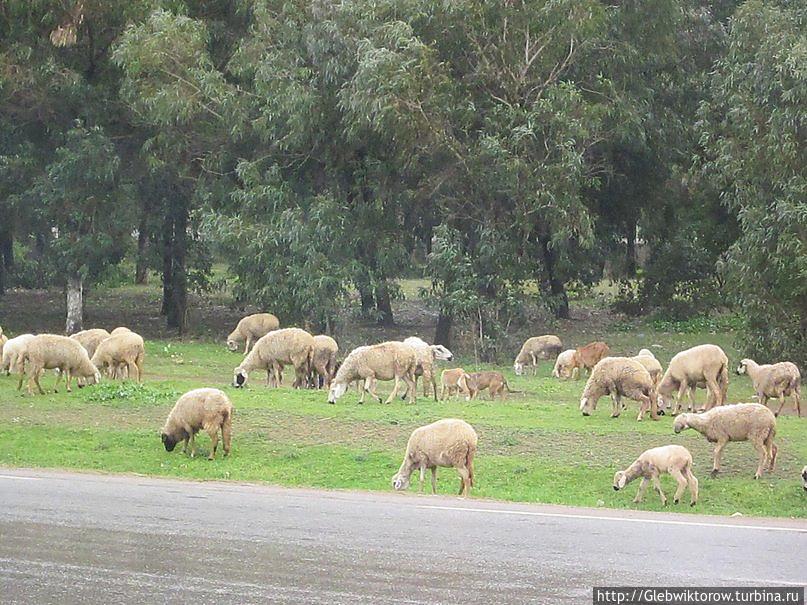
[{"xmin": 0, "ymin": 469, "xmax": 804, "ymax": 604}]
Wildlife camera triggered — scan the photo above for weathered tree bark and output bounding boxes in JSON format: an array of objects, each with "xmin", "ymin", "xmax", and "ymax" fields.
[
  {"xmin": 355, "ymin": 274, "xmax": 375, "ymax": 317},
  {"xmin": 160, "ymin": 214, "xmax": 173, "ymax": 317},
  {"xmin": 541, "ymin": 237, "xmax": 569, "ymax": 319},
  {"xmin": 375, "ymin": 278, "xmax": 394, "ymax": 326},
  {"xmin": 65, "ymin": 273, "xmax": 83, "ymax": 335},
  {"xmin": 160, "ymin": 197, "xmax": 188, "ymax": 334},
  {"xmin": 434, "ymin": 311, "xmax": 452, "ymax": 348}
]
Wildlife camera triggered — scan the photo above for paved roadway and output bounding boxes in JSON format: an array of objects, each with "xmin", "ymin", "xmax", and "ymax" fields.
[{"xmin": 0, "ymin": 468, "xmax": 804, "ymax": 604}]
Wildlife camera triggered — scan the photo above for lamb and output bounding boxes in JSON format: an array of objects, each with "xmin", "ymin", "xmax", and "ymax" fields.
[
  {"xmin": 736, "ymin": 359, "xmax": 801, "ymax": 417},
  {"xmin": 658, "ymin": 344, "xmax": 729, "ymax": 415},
  {"xmin": 461, "ymin": 371, "xmax": 520, "ymax": 401},
  {"xmin": 226, "ymin": 313, "xmax": 280, "ymax": 354},
  {"xmin": 70, "ymin": 328, "xmax": 111, "ymax": 359},
  {"xmin": 568, "ymin": 341, "xmax": 611, "ymax": 377},
  {"xmin": 402, "ymin": 336, "xmax": 454, "ymax": 400},
  {"xmin": 552, "ymin": 349, "xmax": 579, "ymax": 380},
  {"xmin": 613, "ymin": 445, "xmax": 698, "ymax": 506},
  {"xmin": 327, "ymin": 341, "xmax": 417, "ymax": 404},
  {"xmin": 310, "ymin": 334, "xmax": 339, "ymax": 389},
  {"xmin": 19, "ymin": 334, "xmax": 101, "ymax": 394},
  {"xmin": 161, "ymin": 388, "xmax": 233, "ymax": 460},
  {"xmin": 440, "ymin": 368, "xmax": 468, "ymax": 400},
  {"xmin": 391, "ymin": 418, "xmax": 478, "ymax": 497},
  {"xmin": 90, "ymin": 331, "xmax": 146, "ymax": 382},
  {"xmin": 233, "ymin": 327, "xmax": 314, "ymax": 389},
  {"xmin": 673, "ymin": 403, "xmax": 777, "ymax": 479},
  {"xmin": 513, "ymin": 335, "xmax": 563, "ymax": 376},
  {"xmin": 1, "ymin": 334, "xmax": 34, "ymax": 376},
  {"xmin": 579, "ymin": 357, "xmax": 657, "ymax": 421},
  {"xmin": 633, "ymin": 352, "xmax": 663, "ymax": 387}
]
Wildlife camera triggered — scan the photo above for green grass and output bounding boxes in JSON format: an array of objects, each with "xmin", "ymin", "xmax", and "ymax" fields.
[{"xmin": 1, "ymin": 330, "xmax": 805, "ymax": 518}]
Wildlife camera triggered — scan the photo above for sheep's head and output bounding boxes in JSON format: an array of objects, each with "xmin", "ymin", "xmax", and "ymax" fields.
[
  {"xmin": 736, "ymin": 359, "xmax": 750, "ymax": 375},
  {"xmin": 430, "ymin": 344, "xmax": 453, "ymax": 362},
  {"xmin": 226, "ymin": 339, "xmax": 239, "ymax": 352},
  {"xmin": 161, "ymin": 432, "xmax": 178, "ymax": 452},
  {"xmin": 513, "ymin": 361, "xmax": 524, "ymax": 376},
  {"xmin": 579, "ymin": 396, "xmax": 594, "ymax": 416},
  {"xmin": 391, "ymin": 471, "xmax": 411, "ymax": 491},
  {"xmin": 673, "ymin": 414, "xmax": 691, "ymax": 434},
  {"xmin": 613, "ymin": 471, "xmax": 628, "ymax": 491},
  {"xmin": 638, "ymin": 349, "xmax": 654, "ymax": 358},
  {"xmin": 802, "ymin": 466, "xmax": 807, "ymax": 492},
  {"xmin": 327, "ymin": 381, "xmax": 347, "ymax": 404},
  {"xmin": 233, "ymin": 369, "xmax": 248, "ymax": 388}
]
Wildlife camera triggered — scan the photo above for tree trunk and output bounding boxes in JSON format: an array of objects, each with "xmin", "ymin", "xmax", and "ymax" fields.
[
  {"xmin": 355, "ymin": 275, "xmax": 375, "ymax": 317},
  {"xmin": 434, "ymin": 311, "xmax": 452, "ymax": 348},
  {"xmin": 161, "ymin": 213, "xmax": 173, "ymax": 316},
  {"xmin": 65, "ymin": 273, "xmax": 83, "ymax": 335},
  {"xmin": 135, "ymin": 220, "xmax": 149, "ymax": 285},
  {"xmin": 164, "ymin": 198, "xmax": 188, "ymax": 334},
  {"xmin": 375, "ymin": 279, "xmax": 394, "ymax": 326},
  {"xmin": 541, "ymin": 237, "xmax": 569, "ymax": 319}
]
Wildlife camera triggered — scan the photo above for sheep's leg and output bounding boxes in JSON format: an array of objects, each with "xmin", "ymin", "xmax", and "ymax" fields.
[
  {"xmin": 704, "ymin": 376, "xmax": 721, "ymax": 410},
  {"xmin": 686, "ymin": 384, "xmax": 697, "ymax": 412},
  {"xmin": 456, "ymin": 467, "xmax": 471, "ymax": 497},
  {"xmin": 188, "ymin": 433, "xmax": 197, "ymax": 458},
  {"xmin": 651, "ymin": 474, "xmax": 667, "ymax": 506},
  {"xmin": 418, "ymin": 466, "xmax": 425, "ymax": 493},
  {"xmin": 384, "ymin": 375, "xmax": 401, "ymax": 404},
  {"xmin": 685, "ymin": 470, "xmax": 699, "ymax": 506},
  {"xmin": 431, "ymin": 467, "xmax": 437, "ymax": 494},
  {"xmin": 752, "ymin": 439, "xmax": 768, "ymax": 479},
  {"xmin": 182, "ymin": 436, "xmax": 190, "ymax": 454},
  {"xmin": 244, "ymin": 338, "xmax": 251, "ymax": 355},
  {"xmin": 633, "ymin": 478, "xmax": 649, "ymax": 503},
  {"xmin": 710, "ymin": 440, "xmax": 727, "ymax": 477},
  {"xmin": 65, "ymin": 370, "xmax": 73, "ymax": 393},
  {"xmin": 31, "ymin": 368, "xmax": 45, "ymax": 396},
  {"xmin": 222, "ymin": 416, "xmax": 232, "ymax": 457},
  {"xmin": 207, "ymin": 427, "xmax": 219, "ymax": 461},
  {"xmin": 127, "ymin": 361, "xmax": 139, "ymax": 383},
  {"xmin": 365, "ymin": 375, "xmax": 382, "ymax": 403},
  {"xmin": 403, "ymin": 372, "xmax": 417, "ymax": 404},
  {"xmin": 440, "ymin": 383, "xmax": 446, "ymax": 401},
  {"xmin": 670, "ymin": 469, "xmax": 687, "ymax": 504},
  {"xmin": 774, "ymin": 393, "xmax": 787, "ymax": 417},
  {"xmin": 53, "ymin": 368, "xmax": 64, "ymax": 393},
  {"xmin": 794, "ymin": 386, "xmax": 802, "ymax": 417},
  {"xmin": 610, "ymin": 394, "xmax": 621, "ymax": 418}
]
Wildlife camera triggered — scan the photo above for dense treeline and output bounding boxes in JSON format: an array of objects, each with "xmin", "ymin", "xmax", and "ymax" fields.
[{"xmin": 0, "ymin": 1, "xmax": 804, "ymax": 363}]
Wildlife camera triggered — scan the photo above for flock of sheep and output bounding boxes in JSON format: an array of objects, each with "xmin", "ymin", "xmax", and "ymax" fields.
[{"xmin": 1, "ymin": 314, "xmax": 805, "ymax": 504}]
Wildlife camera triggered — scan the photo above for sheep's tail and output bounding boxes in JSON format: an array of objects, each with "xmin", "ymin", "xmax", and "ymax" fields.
[
  {"xmin": 717, "ymin": 362, "xmax": 729, "ymax": 405},
  {"xmin": 503, "ymin": 379, "xmax": 523, "ymax": 394},
  {"xmin": 466, "ymin": 445, "xmax": 475, "ymax": 487},
  {"xmin": 764, "ymin": 425, "xmax": 777, "ymax": 470}
]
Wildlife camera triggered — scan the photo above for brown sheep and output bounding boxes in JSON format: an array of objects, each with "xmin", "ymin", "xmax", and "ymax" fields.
[
  {"xmin": 570, "ymin": 341, "xmax": 611, "ymax": 376},
  {"xmin": 461, "ymin": 371, "xmax": 520, "ymax": 401},
  {"xmin": 440, "ymin": 368, "xmax": 468, "ymax": 400}
]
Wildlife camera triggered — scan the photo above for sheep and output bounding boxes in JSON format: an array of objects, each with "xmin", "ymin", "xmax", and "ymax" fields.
[
  {"xmin": 70, "ymin": 328, "xmax": 111, "ymax": 359},
  {"xmin": 633, "ymin": 352, "xmax": 663, "ymax": 387},
  {"xmin": 461, "ymin": 371, "xmax": 520, "ymax": 401},
  {"xmin": 658, "ymin": 344, "xmax": 729, "ymax": 415},
  {"xmin": 327, "ymin": 341, "xmax": 417, "ymax": 404},
  {"xmin": 391, "ymin": 418, "xmax": 478, "ymax": 497},
  {"xmin": 802, "ymin": 466, "xmax": 807, "ymax": 493},
  {"xmin": 513, "ymin": 335, "xmax": 563, "ymax": 376},
  {"xmin": 18, "ymin": 334, "xmax": 101, "ymax": 395},
  {"xmin": 161, "ymin": 388, "xmax": 233, "ymax": 460},
  {"xmin": 402, "ymin": 336, "xmax": 454, "ymax": 400},
  {"xmin": 568, "ymin": 341, "xmax": 611, "ymax": 377},
  {"xmin": 736, "ymin": 359, "xmax": 801, "ymax": 417},
  {"xmin": 110, "ymin": 327, "xmax": 131, "ymax": 336},
  {"xmin": 673, "ymin": 403, "xmax": 777, "ymax": 479},
  {"xmin": 226, "ymin": 313, "xmax": 280, "ymax": 354},
  {"xmin": 552, "ymin": 349, "xmax": 579, "ymax": 380},
  {"xmin": 91, "ymin": 331, "xmax": 146, "ymax": 382},
  {"xmin": 0, "ymin": 328, "xmax": 7, "ymax": 359},
  {"xmin": 613, "ymin": 445, "xmax": 699, "ymax": 506},
  {"xmin": 440, "ymin": 368, "xmax": 468, "ymax": 400},
  {"xmin": 1, "ymin": 334, "xmax": 34, "ymax": 377},
  {"xmin": 233, "ymin": 327, "xmax": 314, "ymax": 389},
  {"xmin": 579, "ymin": 357, "xmax": 657, "ymax": 421},
  {"xmin": 310, "ymin": 334, "xmax": 339, "ymax": 389}
]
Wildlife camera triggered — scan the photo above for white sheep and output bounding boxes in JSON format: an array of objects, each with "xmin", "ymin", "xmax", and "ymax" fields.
[
  {"xmin": 673, "ymin": 403, "xmax": 777, "ymax": 479},
  {"xmin": 233, "ymin": 327, "xmax": 314, "ymax": 389},
  {"xmin": 0, "ymin": 328, "xmax": 7, "ymax": 360},
  {"xmin": 19, "ymin": 334, "xmax": 101, "ymax": 394},
  {"xmin": 737, "ymin": 359, "xmax": 801, "ymax": 417},
  {"xmin": 226, "ymin": 313, "xmax": 280, "ymax": 354},
  {"xmin": 402, "ymin": 336, "xmax": 454, "ymax": 400},
  {"xmin": 328, "ymin": 341, "xmax": 417, "ymax": 404},
  {"xmin": 580, "ymin": 357, "xmax": 658, "ymax": 421},
  {"xmin": 110, "ymin": 326, "xmax": 131, "ymax": 336},
  {"xmin": 91, "ymin": 331, "xmax": 146, "ymax": 382},
  {"xmin": 613, "ymin": 445, "xmax": 698, "ymax": 506},
  {"xmin": 161, "ymin": 388, "xmax": 233, "ymax": 460},
  {"xmin": 391, "ymin": 418, "xmax": 478, "ymax": 497},
  {"xmin": 513, "ymin": 335, "xmax": 563, "ymax": 375},
  {"xmin": 311, "ymin": 334, "xmax": 339, "ymax": 388},
  {"xmin": 633, "ymin": 352, "xmax": 663, "ymax": 387},
  {"xmin": 70, "ymin": 328, "xmax": 111, "ymax": 359},
  {"xmin": 552, "ymin": 349, "xmax": 579, "ymax": 380},
  {"xmin": 1, "ymin": 333, "xmax": 34, "ymax": 376},
  {"xmin": 658, "ymin": 344, "xmax": 729, "ymax": 414}
]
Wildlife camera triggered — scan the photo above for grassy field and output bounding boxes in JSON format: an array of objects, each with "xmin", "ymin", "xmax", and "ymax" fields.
[{"xmin": 1, "ymin": 322, "xmax": 805, "ymax": 518}]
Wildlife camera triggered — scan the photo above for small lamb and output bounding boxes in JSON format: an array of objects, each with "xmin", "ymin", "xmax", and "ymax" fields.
[{"xmin": 613, "ymin": 445, "xmax": 699, "ymax": 506}]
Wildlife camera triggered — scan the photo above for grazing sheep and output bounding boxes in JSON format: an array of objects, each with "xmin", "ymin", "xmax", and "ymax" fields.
[
  {"xmin": 327, "ymin": 341, "xmax": 417, "ymax": 404},
  {"xmin": 659, "ymin": 344, "xmax": 729, "ymax": 414},
  {"xmin": 226, "ymin": 313, "xmax": 280, "ymax": 354},
  {"xmin": 91, "ymin": 331, "xmax": 146, "ymax": 382},
  {"xmin": 440, "ymin": 368, "xmax": 468, "ymax": 400},
  {"xmin": 311, "ymin": 334, "xmax": 339, "ymax": 389},
  {"xmin": 673, "ymin": 403, "xmax": 777, "ymax": 479},
  {"xmin": 19, "ymin": 334, "xmax": 101, "ymax": 395},
  {"xmin": 110, "ymin": 326, "xmax": 131, "ymax": 336},
  {"xmin": 633, "ymin": 352, "xmax": 663, "ymax": 387},
  {"xmin": 391, "ymin": 418, "xmax": 478, "ymax": 497},
  {"xmin": 513, "ymin": 335, "xmax": 563, "ymax": 376},
  {"xmin": 461, "ymin": 371, "xmax": 520, "ymax": 401},
  {"xmin": 161, "ymin": 388, "xmax": 233, "ymax": 460},
  {"xmin": 736, "ymin": 359, "xmax": 801, "ymax": 417},
  {"xmin": 233, "ymin": 327, "xmax": 314, "ymax": 389},
  {"xmin": 638, "ymin": 348, "xmax": 655, "ymax": 358},
  {"xmin": 802, "ymin": 466, "xmax": 807, "ymax": 493},
  {"xmin": 580, "ymin": 357, "xmax": 657, "ymax": 421},
  {"xmin": 70, "ymin": 328, "xmax": 111, "ymax": 359},
  {"xmin": 552, "ymin": 349, "xmax": 579, "ymax": 380},
  {"xmin": 1, "ymin": 334, "xmax": 35, "ymax": 377},
  {"xmin": 613, "ymin": 445, "xmax": 699, "ymax": 506},
  {"xmin": 569, "ymin": 341, "xmax": 611, "ymax": 377},
  {"xmin": 402, "ymin": 336, "xmax": 454, "ymax": 400}
]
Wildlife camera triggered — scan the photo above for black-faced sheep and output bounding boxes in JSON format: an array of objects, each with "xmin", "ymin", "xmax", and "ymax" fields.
[
  {"xmin": 328, "ymin": 342, "xmax": 417, "ymax": 404},
  {"xmin": 19, "ymin": 334, "xmax": 101, "ymax": 394},
  {"xmin": 673, "ymin": 403, "xmax": 777, "ymax": 479},
  {"xmin": 737, "ymin": 359, "xmax": 801, "ymax": 417},
  {"xmin": 658, "ymin": 344, "xmax": 729, "ymax": 414},
  {"xmin": 580, "ymin": 357, "xmax": 657, "ymax": 420},
  {"xmin": 613, "ymin": 445, "xmax": 698, "ymax": 506},
  {"xmin": 226, "ymin": 313, "xmax": 280, "ymax": 354},
  {"xmin": 161, "ymin": 388, "xmax": 233, "ymax": 460},
  {"xmin": 391, "ymin": 418, "xmax": 478, "ymax": 497},
  {"xmin": 513, "ymin": 335, "xmax": 563, "ymax": 376},
  {"xmin": 233, "ymin": 327, "xmax": 314, "ymax": 389}
]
